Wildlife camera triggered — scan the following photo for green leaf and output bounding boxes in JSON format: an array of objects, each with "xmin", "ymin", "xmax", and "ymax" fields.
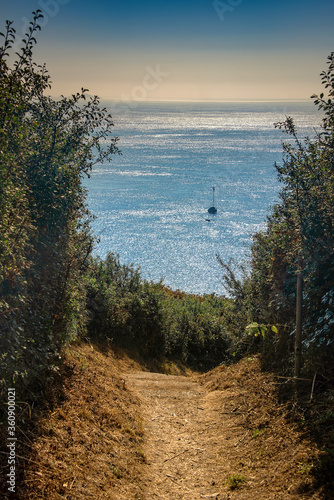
[{"xmin": 246, "ymin": 322, "xmax": 259, "ymax": 330}]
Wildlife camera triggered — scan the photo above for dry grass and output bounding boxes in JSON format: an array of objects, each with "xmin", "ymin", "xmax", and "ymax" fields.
[
  {"xmin": 1, "ymin": 348, "xmax": 333, "ymax": 499},
  {"xmin": 0, "ymin": 342, "xmax": 146, "ymax": 499},
  {"xmin": 199, "ymin": 356, "xmax": 334, "ymax": 499}
]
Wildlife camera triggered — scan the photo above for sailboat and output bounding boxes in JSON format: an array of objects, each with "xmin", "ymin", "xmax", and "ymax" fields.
[{"xmin": 208, "ymin": 187, "xmax": 217, "ymax": 214}]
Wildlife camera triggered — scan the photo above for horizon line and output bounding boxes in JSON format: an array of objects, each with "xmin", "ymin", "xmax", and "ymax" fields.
[{"xmin": 49, "ymin": 95, "xmax": 314, "ymax": 104}]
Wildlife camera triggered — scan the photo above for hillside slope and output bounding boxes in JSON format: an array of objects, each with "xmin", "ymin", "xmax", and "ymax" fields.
[
  {"xmin": 126, "ymin": 359, "xmax": 328, "ymax": 499},
  {"xmin": 2, "ymin": 344, "xmax": 332, "ymax": 499},
  {"xmin": 1, "ymin": 343, "xmax": 145, "ymax": 499}
]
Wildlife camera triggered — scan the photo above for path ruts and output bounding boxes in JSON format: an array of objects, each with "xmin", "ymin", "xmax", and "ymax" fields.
[{"xmin": 125, "ymin": 372, "xmax": 226, "ymax": 500}]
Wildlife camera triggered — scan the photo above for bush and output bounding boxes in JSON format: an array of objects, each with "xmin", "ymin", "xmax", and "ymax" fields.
[
  {"xmin": 160, "ymin": 288, "xmax": 232, "ymax": 370},
  {"xmin": 85, "ymin": 254, "xmax": 164, "ymax": 358},
  {"xmin": 218, "ymin": 53, "xmax": 334, "ymax": 378},
  {"xmin": 85, "ymin": 254, "xmax": 232, "ymax": 370},
  {"xmin": 0, "ymin": 12, "xmax": 118, "ymax": 391}
]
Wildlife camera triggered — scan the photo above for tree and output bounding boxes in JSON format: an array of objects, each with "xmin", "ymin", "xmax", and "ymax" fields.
[
  {"xmin": 218, "ymin": 53, "xmax": 334, "ymax": 376},
  {"xmin": 0, "ymin": 11, "xmax": 119, "ymax": 389},
  {"xmin": 250, "ymin": 52, "xmax": 334, "ymax": 375}
]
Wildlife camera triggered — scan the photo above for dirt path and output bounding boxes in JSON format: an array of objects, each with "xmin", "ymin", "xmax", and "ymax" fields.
[
  {"xmin": 125, "ymin": 365, "xmax": 324, "ymax": 500},
  {"xmin": 126, "ymin": 371, "xmax": 229, "ymax": 500},
  {"xmin": 14, "ymin": 346, "xmax": 325, "ymax": 499}
]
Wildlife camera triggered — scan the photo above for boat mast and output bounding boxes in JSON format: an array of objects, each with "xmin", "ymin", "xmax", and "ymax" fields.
[{"xmin": 208, "ymin": 186, "xmax": 217, "ymax": 214}]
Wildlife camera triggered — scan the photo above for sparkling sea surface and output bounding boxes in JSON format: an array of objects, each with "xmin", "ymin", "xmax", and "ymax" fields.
[{"xmin": 83, "ymin": 100, "xmax": 321, "ymax": 295}]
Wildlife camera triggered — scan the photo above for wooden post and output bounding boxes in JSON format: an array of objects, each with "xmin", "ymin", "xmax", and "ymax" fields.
[{"xmin": 294, "ymin": 254, "xmax": 303, "ymax": 378}]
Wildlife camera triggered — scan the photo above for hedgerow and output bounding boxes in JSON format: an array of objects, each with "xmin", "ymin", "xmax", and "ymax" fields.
[{"xmin": 0, "ymin": 12, "xmax": 119, "ymax": 392}]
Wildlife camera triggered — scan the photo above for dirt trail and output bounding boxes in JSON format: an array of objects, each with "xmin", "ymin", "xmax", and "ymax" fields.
[
  {"xmin": 126, "ymin": 365, "xmax": 324, "ymax": 500},
  {"xmin": 126, "ymin": 371, "xmax": 230, "ymax": 500},
  {"xmin": 11, "ymin": 346, "xmax": 325, "ymax": 499}
]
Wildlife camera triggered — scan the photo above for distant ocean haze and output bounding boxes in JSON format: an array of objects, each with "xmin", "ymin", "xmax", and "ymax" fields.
[{"xmin": 84, "ymin": 101, "xmax": 321, "ymax": 295}]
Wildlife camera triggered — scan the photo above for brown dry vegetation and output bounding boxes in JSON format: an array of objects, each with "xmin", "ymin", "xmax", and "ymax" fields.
[
  {"xmin": 1, "ymin": 345, "xmax": 333, "ymax": 499},
  {"xmin": 0, "ymin": 343, "xmax": 146, "ymax": 499},
  {"xmin": 198, "ymin": 358, "xmax": 334, "ymax": 499}
]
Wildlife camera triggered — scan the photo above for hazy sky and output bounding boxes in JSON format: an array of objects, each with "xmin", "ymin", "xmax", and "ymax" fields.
[{"xmin": 1, "ymin": 0, "xmax": 334, "ymax": 101}]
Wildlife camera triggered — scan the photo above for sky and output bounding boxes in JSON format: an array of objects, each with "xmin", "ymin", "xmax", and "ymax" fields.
[{"xmin": 1, "ymin": 0, "xmax": 334, "ymax": 101}]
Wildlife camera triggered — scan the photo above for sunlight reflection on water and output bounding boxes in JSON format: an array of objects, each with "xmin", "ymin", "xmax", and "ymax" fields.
[{"xmin": 84, "ymin": 101, "xmax": 321, "ymax": 295}]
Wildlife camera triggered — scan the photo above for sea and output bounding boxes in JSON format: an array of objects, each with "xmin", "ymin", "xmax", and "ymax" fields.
[{"xmin": 83, "ymin": 100, "xmax": 321, "ymax": 296}]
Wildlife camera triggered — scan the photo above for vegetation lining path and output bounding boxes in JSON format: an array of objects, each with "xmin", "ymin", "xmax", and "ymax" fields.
[{"xmin": 5, "ymin": 345, "xmax": 327, "ymax": 499}]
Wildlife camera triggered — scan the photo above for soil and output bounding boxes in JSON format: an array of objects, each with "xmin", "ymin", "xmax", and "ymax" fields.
[
  {"xmin": 1, "ymin": 344, "xmax": 332, "ymax": 499},
  {"xmin": 126, "ymin": 361, "xmax": 324, "ymax": 499},
  {"xmin": 126, "ymin": 371, "xmax": 222, "ymax": 499}
]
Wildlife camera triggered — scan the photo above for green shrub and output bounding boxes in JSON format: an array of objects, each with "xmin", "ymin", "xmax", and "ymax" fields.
[
  {"xmin": 85, "ymin": 255, "xmax": 232, "ymax": 369},
  {"xmin": 218, "ymin": 53, "xmax": 334, "ymax": 378},
  {"xmin": 0, "ymin": 12, "xmax": 118, "ymax": 391},
  {"xmin": 85, "ymin": 254, "xmax": 164, "ymax": 358},
  {"xmin": 152, "ymin": 287, "xmax": 232, "ymax": 370}
]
